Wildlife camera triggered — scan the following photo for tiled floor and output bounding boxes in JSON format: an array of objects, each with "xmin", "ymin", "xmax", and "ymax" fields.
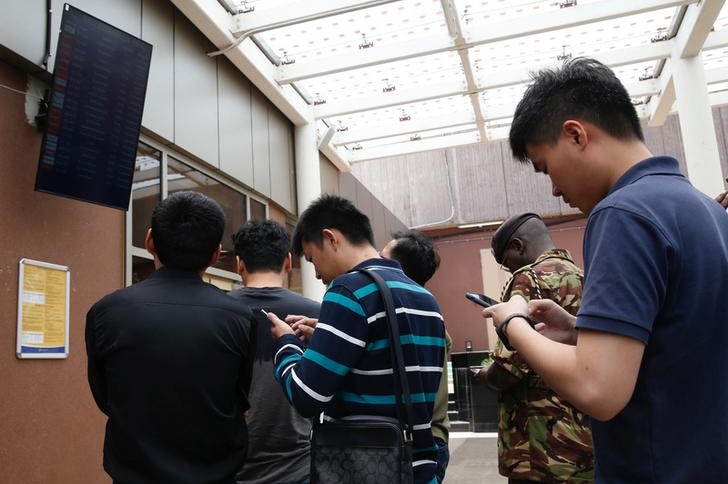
[{"xmin": 444, "ymin": 432, "xmax": 507, "ymax": 484}]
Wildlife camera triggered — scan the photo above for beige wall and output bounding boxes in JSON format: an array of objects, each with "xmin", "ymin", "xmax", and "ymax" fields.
[{"xmin": 0, "ymin": 60, "xmax": 119, "ymax": 483}]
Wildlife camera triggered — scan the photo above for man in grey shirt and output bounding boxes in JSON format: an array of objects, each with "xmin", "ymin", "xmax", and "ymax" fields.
[{"xmin": 230, "ymin": 220, "xmax": 320, "ymax": 484}]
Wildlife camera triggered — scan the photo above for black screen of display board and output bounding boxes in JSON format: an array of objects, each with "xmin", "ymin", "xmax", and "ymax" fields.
[{"xmin": 35, "ymin": 4, "xmax": 152, "ymax": 211}]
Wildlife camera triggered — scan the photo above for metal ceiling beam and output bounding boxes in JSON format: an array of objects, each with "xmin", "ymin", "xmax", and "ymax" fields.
[
  {"xmin": 647, "ymin": 0, "xmax": 725, "ymax": 126},
  {"xmin": 648, "ymin": 61, "xmax": 676, "ymax": 126},
  {"xmin": 277, "ymin": 0, "xmax": 696, "ymax": 84},
  {"xmin": 334, "ymin": 112, "xmax": 475, "ymax": 145},
  {"xmin": 674, "ymin": 0, "xmax": 726, "ymax": 57},
  {"xmin": 440, "ymin": 0, "xmax": 487, "ymax": 141}
]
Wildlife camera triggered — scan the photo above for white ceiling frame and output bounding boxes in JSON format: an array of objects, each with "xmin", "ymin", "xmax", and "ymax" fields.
[
  {"xmin": 440, "ymin": 0, "xmax": 487, "ymax": 141},
  {"xmin": 674, "ymin": 0, "xmax": 726, "ymax": 57},
  {"xmin": 648, "ymin": 59, "xmax": 676, "ymax": 126},
  {"xmin": 276, "ymin": 0, "xmax": 697, "ymax": 84},
  {"xmin": 647, "ymin": 0, "xmax": 726, "ymax": 125},
  {"xmin": 334, "ymin": 111, "xmax": 475, "ymax": 145},
  {"xmin": 349, "ymin": 131, "xmax": 479, "ymax": 163}
]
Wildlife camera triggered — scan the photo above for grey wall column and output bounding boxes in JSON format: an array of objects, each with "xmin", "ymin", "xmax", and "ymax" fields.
[
  {"xmin": 294, "ymin": 121, "xmax": 325, "ymax": 301},
  {"xmin": 671, "ymin": 53, "xmax": 724, "ymax": 196}
]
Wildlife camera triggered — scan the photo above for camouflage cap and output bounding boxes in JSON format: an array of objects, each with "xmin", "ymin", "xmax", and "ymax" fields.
[{"xmin": 492, "ymin": 213, "xmax": 542, "ymax": 264}]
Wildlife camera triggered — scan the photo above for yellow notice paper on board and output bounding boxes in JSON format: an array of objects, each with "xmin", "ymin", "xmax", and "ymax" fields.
[{"xmin": 17, "ymin": 259, "xmax": 70, "ymax": 359}]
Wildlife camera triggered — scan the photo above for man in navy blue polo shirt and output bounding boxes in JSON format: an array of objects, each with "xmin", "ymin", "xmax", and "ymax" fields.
[{"xmin": 484, "ymin": 57, "xmax": 728, "ymax": 483}]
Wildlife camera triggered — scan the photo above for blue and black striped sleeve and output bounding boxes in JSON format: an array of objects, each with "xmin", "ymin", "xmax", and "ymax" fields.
[{"xmin": 272, "ymin": 283, "xmax": 368, "ymax": 417}]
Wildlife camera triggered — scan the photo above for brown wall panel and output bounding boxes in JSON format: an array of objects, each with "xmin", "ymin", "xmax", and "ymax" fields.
[{"xmin": 0, "ymin": 60, "xmax": 120, "ymax": 483}]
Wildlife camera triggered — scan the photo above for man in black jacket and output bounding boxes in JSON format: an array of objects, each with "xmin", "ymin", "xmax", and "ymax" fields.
[{"xmin": 86, "ymin": 191, "xmax": 256, "ymax": 484}]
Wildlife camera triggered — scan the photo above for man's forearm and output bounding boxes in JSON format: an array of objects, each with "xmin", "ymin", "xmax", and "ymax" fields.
[{"xmin": 505, "ymin": 319, "xmax": 644, "ymax": 421}]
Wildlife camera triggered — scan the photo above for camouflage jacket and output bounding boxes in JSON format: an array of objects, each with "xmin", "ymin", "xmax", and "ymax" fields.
[{"xmin": 492, "ymin": 249, "xmax": 594, "ymax": 483}]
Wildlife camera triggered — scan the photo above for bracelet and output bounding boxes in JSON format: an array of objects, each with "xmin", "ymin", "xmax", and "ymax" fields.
[{"xmin": 495, "ymin": 313, "xmax": 536, "ymax": 351}]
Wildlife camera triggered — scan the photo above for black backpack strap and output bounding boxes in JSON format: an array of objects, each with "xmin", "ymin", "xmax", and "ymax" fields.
[{"xmin": 359, "ymin": 268, "xmax": 414, "ymax": 442}]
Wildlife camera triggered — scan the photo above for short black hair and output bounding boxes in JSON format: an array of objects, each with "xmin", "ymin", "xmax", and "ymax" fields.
[
  {"xmin": 389, "ymin": 230, "xmax": 440, "ymax": 286},
  {"xmin": 291, "ymin": 194, "xmax": 374, "ymax": 257},
  {"xmin": 491, "ymin": 213, "xmax": 542, "ymax": 265},
  {"xmin": 232, "ymin": 219, "xmax": 289, "ymax": 273},
  {"xmin": 151, "ymin": 191, "xmax": 226, "ymax": 271},
  {"xmin": 509, "ymin": 57, "xmax": 644, "ymax": 162}
]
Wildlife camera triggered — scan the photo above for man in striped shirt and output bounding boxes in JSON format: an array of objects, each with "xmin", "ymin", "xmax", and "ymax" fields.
[{"xmin": 266, "ymin": 194, "xmax": 445, "ymax": 484}]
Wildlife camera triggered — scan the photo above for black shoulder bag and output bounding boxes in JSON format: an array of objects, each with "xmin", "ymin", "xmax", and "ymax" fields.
[{"xmin": 310, "ymin": 268, "xmax": 414, "ymax": 484}]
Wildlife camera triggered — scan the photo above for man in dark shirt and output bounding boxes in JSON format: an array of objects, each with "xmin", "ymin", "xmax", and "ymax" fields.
[
  {"xmin": 230, "ymin": 220, "xmax": 320, "ymax": 484},
  {"xmin": 86, "ymin": 191, "xmax": 256, "ymax": 484}
]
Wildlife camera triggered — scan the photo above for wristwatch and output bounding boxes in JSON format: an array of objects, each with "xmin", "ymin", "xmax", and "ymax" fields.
[{"xmin": 495, "ymin": 313, "xmax": 536, "ymax": 351}]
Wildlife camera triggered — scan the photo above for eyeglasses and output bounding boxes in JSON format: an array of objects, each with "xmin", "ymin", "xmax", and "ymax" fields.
[{"xmin": 493, "ymin": 243, "xmax": 514, "ymax": 273}]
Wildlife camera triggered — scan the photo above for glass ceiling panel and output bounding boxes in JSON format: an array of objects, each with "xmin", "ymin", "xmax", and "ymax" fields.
[
  {"xmin": 704, "ymin": 48, "xmax": 728, "ymax": 70},
  {"xmin": 708, "ymin": 80, "xmax": 728, "ymax": 94},
  {"xmin": 712, "ymin": 2, "xmax": 728, "ymax": 31},
  {"xmin": 460, "ymin": 0, "xmax": 602, "ymax": 26},
  {"xmin": 332, "ymin": 93, "xmax": 473, "ymax": 131},
  {"xmin": 294, "ymin": 50, "xmax": 464, "ymax": 104},
  {"xmin": 349, "ymin": 125, "xmax": 479, "ymax": 150},
  {"xmin": 469, "ymin": 7, "xmax": 676, "ymax": 72},
  {"xmin": 257, "ymin": 0, "xmax": 445, "ymax": 63}
]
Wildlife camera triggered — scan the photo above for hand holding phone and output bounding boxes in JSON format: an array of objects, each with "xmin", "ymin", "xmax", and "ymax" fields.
[{"xmin": 465, "ymin": 292, "xmax": 498, "ymax": 308}]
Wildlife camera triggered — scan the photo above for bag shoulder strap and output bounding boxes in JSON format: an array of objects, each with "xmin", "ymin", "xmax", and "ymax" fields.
[{"xmin": 359, "ymin": 268, "xmax": 414, "ymax": 441}]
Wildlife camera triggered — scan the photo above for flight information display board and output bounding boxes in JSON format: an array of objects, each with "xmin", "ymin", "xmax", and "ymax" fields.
[{"xmin": 35, "ymin": 4, "xmax": 152, "ymax": 210}]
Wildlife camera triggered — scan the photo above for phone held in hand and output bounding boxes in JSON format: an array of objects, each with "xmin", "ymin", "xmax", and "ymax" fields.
[{"xmin": 465, "ymin": 292, "xmax": 498, "ymax": 308}]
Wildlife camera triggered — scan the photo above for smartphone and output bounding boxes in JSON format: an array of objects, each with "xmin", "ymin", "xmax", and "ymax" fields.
[{"xmin": 465, "ymin": 292, "xmax": 498, "ymax": 308}]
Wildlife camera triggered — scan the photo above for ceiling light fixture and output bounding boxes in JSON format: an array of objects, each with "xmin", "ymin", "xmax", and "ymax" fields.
[
  {"xmin": 359, "ymin": 33, "xmax": 374, "ymax": 50},
  {"xmin": 650, "ymin": 28, "xmax": 669, "ymax": 43},
  {"xmin": 382, "ymin": 78, "xmax": 396, "ymax": 93},
  {"xmin": 557, "ymin": 45, "xmax": 572, "ymax": 62},
  {"xmin": 638, "ymin": 67, "xmax": 654, "ymax": 81},
  {"xmin": 279, "ymin": 51, "xmax": 295, "ymax": 66}
]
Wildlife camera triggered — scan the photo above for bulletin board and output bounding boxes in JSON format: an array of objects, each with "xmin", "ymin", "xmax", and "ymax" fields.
[{"xmin": 16, "ymin": 259, "xmax": 70, "ymax": 359}]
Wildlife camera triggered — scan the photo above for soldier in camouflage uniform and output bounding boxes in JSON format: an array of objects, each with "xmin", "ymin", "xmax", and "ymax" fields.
[{"xmin": 476, "ymin": 213, "xmax": 593, "ymax": 483}]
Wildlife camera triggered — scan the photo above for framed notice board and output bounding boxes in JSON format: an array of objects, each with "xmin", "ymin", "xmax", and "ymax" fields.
[{"xmin": 17, "ymin": 259, "xmax": 70, "ymax": 359}]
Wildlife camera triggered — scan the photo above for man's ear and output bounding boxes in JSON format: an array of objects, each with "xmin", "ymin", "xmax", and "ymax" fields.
[
  {"xmin": 283, "ymin": 253, "xmax": 293, "ymax": 274},
  {"xmin": 322, "ymin": 228, "xmax": 338, "ymax": 250},
  {"xmin": 511, "ymin": 238, "xmax": 526, "ymax": 255},
  {"xmin": 145, "ymin": 228, "xmax": 156, "ymax": 256},
  {"xmin": 236, "ymin": 255, "xmax": 245, "ymax": 277},
  {"xmin": 563, "ymin": 120, "xmax": 587, "ymax": 148},
  {"xmin": 207, "ymin": 244, "xmax": 222, "ymax": 267}
]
